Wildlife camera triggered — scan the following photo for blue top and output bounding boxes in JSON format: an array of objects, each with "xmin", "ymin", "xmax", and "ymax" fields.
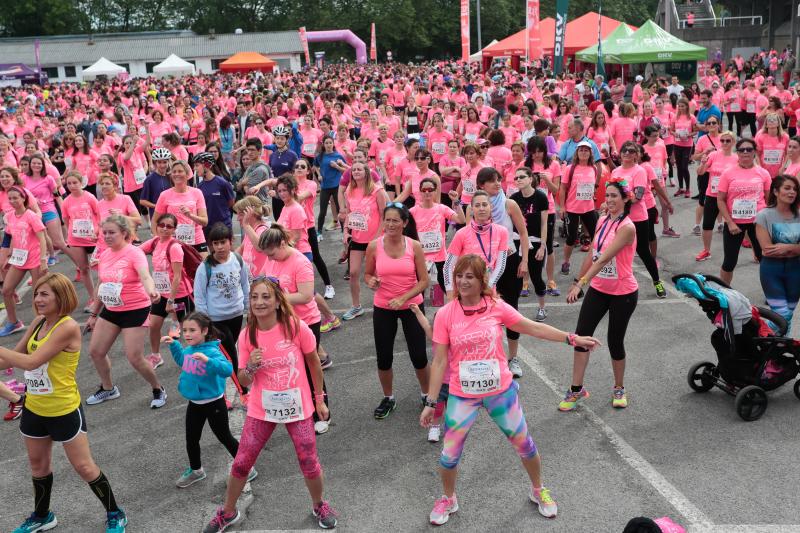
[
  {"xmin": 268, "ymin": 148, "xmax": 298, "ymax": 178},
  {"xmin": 314, "ymin": 151, "xmax": 346, "ymax": 189},
  {"xmin": 696, "ymin": 105, "xmax": 722, "ymax": 138},
  {"xmin": 141, "ymin": 172, "xmax": 171, "ymax": 217},
  {"xmin": 558, "ymin": 136, "xmax": 601, "ymax": 164},
  {"xmin": 169, "ymin": 339, "xmax": 233, "ymax": 402},
  {"xmin": 219, "ymin": 126, "xmax": 236, "ymax": 152},
  {"xmin": 197, "ymin": 175, "xmax": 234, "ymax": 229}
]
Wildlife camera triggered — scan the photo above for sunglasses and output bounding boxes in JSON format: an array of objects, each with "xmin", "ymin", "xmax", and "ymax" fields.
[
  {"xmin": 706, "ymin": 121, "xmax": 718, "ymax": 125},
  {"xmin": 621, "ymin": 148, "xmax": 638, "ymax": 154},
  {"xmin": 386, "ymin": 201, "xmax": 405, "ymax": 209},
  {"xmin": 514, "ymin": 174, "xmax": 530, "ymax": 180},
  {"xmin": 458, "ymin": 298, "xmax": 488, "ymax": 316},
  {"xmin": 420, "ymin": 187, "xmax": 436, "ymax": 193},
  {"xmin": 157, "ymin": 223, "xmax": 175, "ymax": 230},
  {"xmin": 415, "ymin": 156, "xmax": 429, "ymax": 160},
  {"xmin": 720, "ymin": 139, "xmax": 733, "ymax": 144},
  {"xmin": 738, "ymin": 147, "xmax": 755, "ymax": 153},
  {"xmin": 294, "ymin": 165, "xmax": 308, "ymax": 170}
]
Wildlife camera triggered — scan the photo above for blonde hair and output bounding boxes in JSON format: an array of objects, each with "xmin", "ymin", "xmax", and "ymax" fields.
[
  {"xmin": 761, "ymin": 112, "xmax": 785, "ymax": 137},
  {"xmin": 97, "ymin": 172, "xmax": 120, "ymax": 191},
  {"xmin": 233, "ymin": 195, "xmax": 271, "ymax": 217},
  {"xmin": 102, "ymin": 214, "xmax": 133, "ymax": 241}
]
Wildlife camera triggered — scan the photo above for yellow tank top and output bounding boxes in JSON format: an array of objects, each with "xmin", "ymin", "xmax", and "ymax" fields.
[{"xmin": 24, "ymin": 316, "xmax": 81, "ymax": 417}]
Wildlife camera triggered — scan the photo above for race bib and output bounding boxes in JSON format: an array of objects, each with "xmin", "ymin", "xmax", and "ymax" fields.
[
  {"xmin": 730, "ymin": 102, "xmax": 741, "ymax": 112},
  {"xmin": 462, "ymin": 179, "xmax": 476, "ymax": 195},
  {"xmin": 407, "ymin": 116, "xmax": 418, "ymax": 126},
  {"xmin": 464, "ymin": 133, "xmax": 477, "ymax": 142},
  {"xmin": 431, "ymin": 141, "xmax": 446, "ymax": 154},
  {"xmin": 9, "ymin": 248, "xmax": 28, "ymax": 267},
  {"xmin": 347, "ymin": 212, "xmax": 368, "ymax": 232},
  {"xmin": 24, "ymin": 362, "xmax": 53, "ymax": 395},
  {"xmin": 731, "ymin": 198, "xmax": 756, "ymax": 219},
  {"xmin": 676, "ymin": 129, "xmax": 689, "ymax": 140},
  {"xmin": 175, "ymin": 223, "xmax": 195, "ymax": 244},
  {"xmin": 594, "ymin": 253, "xmax": 618, "ymax": 279},
  {"xmin": 98, "ymin": 282, "xmax": 123, "ymax": 308},
  {"xmin": 133, "ymin": 168, "xmax": 147, "ymax": 185},
  {"xmin": 153, "ymin": 271, "xmax": 171, "ymax": 294},
  {"xmin": 709, "ymin": 175, "xmax": 721, "ymax": 194},
  {"xmin": 262, "ymin": 388, "xmax": 304, "ymax": 423},
  {"xmin": 576, "ymin": 182, "xmax": 594, "ymax": 201},
  {"xmin": 419, "ymin": 230, "xmax": 443, "ymax": 253},
  {"xmin": 302, "ymin": 142, "xmax": 317, "ymax": 154},
  {"xmin": 71, "ymin": 219, "xmax": 95, "ymax": 239},
  {"xmin": 654, "ymin": 167, "xmax": 663, "ymax": 178},
  {"xmin": 746, "ymin": 103, "xmax": 755, "ymax": 113},
  {"xmin": 762, "ymin": 149, "xmax": 782, "ymax": 165},
  {"xmin": 459, "ymin": 359, "xmax": 502, "ymax": 395}
]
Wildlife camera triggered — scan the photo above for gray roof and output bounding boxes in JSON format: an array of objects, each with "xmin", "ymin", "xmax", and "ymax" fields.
[{"xmin": 0, "ymin": 30, "xmax": 302, "ymax": 66}]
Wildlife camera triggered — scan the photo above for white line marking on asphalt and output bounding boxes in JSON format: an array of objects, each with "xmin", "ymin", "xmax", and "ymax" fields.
[{"xmin": 694, "ymin": 527, "xmax": 800, "ymax": 533}]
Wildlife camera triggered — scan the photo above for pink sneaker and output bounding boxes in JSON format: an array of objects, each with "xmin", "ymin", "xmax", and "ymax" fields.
[
  {"xmin": 430, "ymin": 495, "xmax": 459, "ymax": 525},
  {"xmin": 146, "ymin": 353, "xmax": 164, "ymax": 370}
]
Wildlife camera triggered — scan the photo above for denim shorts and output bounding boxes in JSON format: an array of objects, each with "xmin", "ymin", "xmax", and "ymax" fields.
[{"xmin": 42, "ymin": 211, "xmax": 59, "ymax": 224}]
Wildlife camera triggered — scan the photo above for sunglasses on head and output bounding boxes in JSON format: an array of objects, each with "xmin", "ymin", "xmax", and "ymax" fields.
[
  {"xmin": 157, "ymin": 223, "xmax": 175, "ymax": 230},
  {"xmin": 386, "ymin": 201, "xmax": 405, "ymax": 209}
]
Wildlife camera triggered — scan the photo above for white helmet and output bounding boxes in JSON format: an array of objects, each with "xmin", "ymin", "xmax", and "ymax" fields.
[
  {"xmin": 272, "ymin": 125, "xmax": 290, "ymax": 137},
  {"xmin": 151, "ymin": 147, "xmax": 172, "ymax": 161}
]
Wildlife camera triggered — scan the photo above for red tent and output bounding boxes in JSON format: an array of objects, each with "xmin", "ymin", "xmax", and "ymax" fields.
[{"xmin": 219, "ymin": 52, "xmax": 277, "ymax": 73}]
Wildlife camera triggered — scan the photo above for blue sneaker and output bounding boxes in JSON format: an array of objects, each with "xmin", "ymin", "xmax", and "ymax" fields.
[
  {"xmin": 47, "ymin": 256, "xmax": 57, "ymax": 267},
  {"xmin": 13, "ymin": 512, "xmax": 58, "ymax": 532},
  {"xmin": 0, "ymin": 321, "xmax": 25, "ymax": 337},
  {"xmin": 106, "ymin": 509, "xmax": 127, "ymax": 533},
  {"xmin": 341, "ymin": 306, "xmax": 364, "ymax": 321}
]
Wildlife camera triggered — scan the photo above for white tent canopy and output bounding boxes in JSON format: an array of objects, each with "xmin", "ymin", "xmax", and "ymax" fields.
[
  {"xmin": 152, "ymin": 54, "xmax": 195, "ymax": 76},
  {"xmin": 81, "ymin": 57, "xmax": 126, "ymax": 79},
  {"xmin": 470, "ymin": 40, "xmax": 498, "ymax": 62}
]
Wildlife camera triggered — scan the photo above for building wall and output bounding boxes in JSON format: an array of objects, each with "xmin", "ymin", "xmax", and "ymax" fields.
[{"xmin": 673, "ymin": 25, "xmax": 766, "ymax": 60}]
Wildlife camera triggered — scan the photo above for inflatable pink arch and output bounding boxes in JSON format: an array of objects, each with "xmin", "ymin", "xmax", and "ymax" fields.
[{"xmin": 306, "ymin": 30, "xmax": 367, "ymax": 64}]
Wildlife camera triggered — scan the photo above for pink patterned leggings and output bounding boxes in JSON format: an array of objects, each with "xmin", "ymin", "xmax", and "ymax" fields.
[{"xmin": 230, "ymin": 415, "xmax": 322, "ymax": 480}]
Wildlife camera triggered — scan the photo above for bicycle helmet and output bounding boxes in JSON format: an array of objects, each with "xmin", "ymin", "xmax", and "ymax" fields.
[
  {"xmin": 272, "ymin": 125, "xmax": 290, "ymax": 137},
  {"xmin": 193, "ymin": 152, "xmax": 217, "ymax": 166},
  {"xmin": 151, "ymin": 147, "xmax": 173, "ymax": 161}
]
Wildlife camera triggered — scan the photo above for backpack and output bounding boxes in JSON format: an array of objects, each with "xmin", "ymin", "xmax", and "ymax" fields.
[
  {"xmin": 140, "ymin": 237, "xmax": 204, "ymax": 291},
  {"xmin": 204, "ymin": 252, "xmax": 244, "ymax": 287}
]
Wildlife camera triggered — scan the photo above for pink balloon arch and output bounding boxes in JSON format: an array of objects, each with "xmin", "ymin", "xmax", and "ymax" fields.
[{"xmin": 306, "ymin": 30, "xmax": 367, "ymax": 64}]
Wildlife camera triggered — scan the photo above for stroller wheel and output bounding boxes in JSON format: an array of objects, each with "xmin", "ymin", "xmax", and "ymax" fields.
[
  {"xmin": 735, "ymin": 386, "xmax": 768, "ymax": 421},
  {"xmin": 687, "ymin": 361, "xmax": 716, "ymax": 393},
  {"xmin": 794, "ymin": 380, "xmax": 800, "ymax": 401}
]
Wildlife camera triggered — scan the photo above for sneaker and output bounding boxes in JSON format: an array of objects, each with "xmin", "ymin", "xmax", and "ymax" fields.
[
  {"xmin": 323, "ymin": 285, "xmax": 336, "ymax": 299},
  {"xmin": 83, "ymin": 300, "xmax": 96, "ymax": 314},
  {"xmin": 560, "ymin": 262, "xmax": 570, "ymax": 275},
  {"xmin": 319, "ymin": 355, "xmax": 333, "ymax": 369},
  {"xmin": 105, "ymin": 509, "xmax": 127, "ymax": 533},
  {"xmin": 47, "ymin": 256, "xmax": 57, "ymax": 267},
  {"xmin": 203, "ymin": 507, "xmax": 240, "ymax": 533},
  {"xmin": 373, "ymin": 396, "xmax": 397, "ymax": 419},
  {"xmin": 508, "ymin": 357, "xmax": 523, "ymax": 379},
  {"xmin": 673, "ymin": 189, "xmax": 684, "ymax": 197},
  {"xmin": 150, "ymin": 387, "xmax": 167, "ymax": 409},
  {"xmin": 558, "ymin": 388, "xmax": 589, "ymax": 411},
  {"xmin": 320, "ymin": 316, "xmax": 342, "ymax": 333},
  {"xmin": 695, "ymin": 250, "xmax": 711, "ymax": 262},
  {"xmin": 325, "ymin": 221, "xmax": 338, "ymax": 231},
  {"xmin": 535, "ymin": 308, "xmax": 547, "ymax": 322},
  {"xmin": 342, "ymin": 271, "xmax": 350, "ymax": 281},
  {"xmin": 86, "ymin": 385, "xmax": 121, "ymax": 405},
  {"xmin": 145, "ymin": 353, "xmax": 164, "ymax": 370},
  {"xmin": 341, "ymin": 306, "xmax": 364, "ymax": 321},
  {"xmin": 520, "ymin": 288, "xmax": 529, "ymax": 297},
  {"xmin": 546, "ymin": 281, "xmax": 560, "ymax": 296},
  {"xmin": 247, "ymin": 467, "xmax": 258, "ymax": 482},
  {"xmin": 314, "ymin": 420, "xmax": 330, "ymax": 434},
  {"xmin": 661, "ymin": 227, "xmax": 681, "ymax": 238},
  {"xmin": 430, "ymin": 495, "xmax": 459, "ymax": 525},
  {"xmin": 691, "ymin": 224, "xmax": 701, "ymax": 236},
  {"xmin": 313, "ymin": 500, "xmax": 338, "ymax": 529},
  {"xmin": 317, "ymin": 233, "xmax": 324, "ymax": 243},
  {"xmin": 176, "ymin": 467, "xmax": 207, "ymax": 488},
  {"xmin": 530, "ymin": 486, "xmax": 558, "ymax": 518},
  {"xmin": 13, "ymin": 511, "xmax": 58, "ymax": 533},
  {"xmin": 742, "ymin": 238, "xmax": 752, "ymax": 249},
  {"xmin": 4, "ymin": 394, "xmax": 24, "ymax": 421},
  {"xmin": 684, "ymin": 191, "xmax": 691, "ymax": 198},
  {"xmin": 654, "ymin": 281, "xmax": 667, "ymax": 299},
  {"xmin": 612, "ymin": 386, "xmax": 628, "ymax": 408},
  {"xmin": 427, "ymin": 424, "xmax": 442, "ymax": 443},
  {"xmin": 0, "ymin": 321, "xmax": 25, "ymax": 337}
]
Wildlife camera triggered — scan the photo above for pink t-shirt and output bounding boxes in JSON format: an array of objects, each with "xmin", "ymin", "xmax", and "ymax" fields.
[
  {"xmin": 154, "ymin": 187, "xmax": 207, "ymax": 245},
  {"xmin": 640, "ymin": 163, "xmax": 659, "ymax": 210},
  {"xmin": 345, "ymin": 186, "xmax": 382, "ymax": 244},
  {"xmin": 118, "ymin": 147, "xmax": 148, "ymax": 193},
  {"xmin": 6, "ymin": 209, "xmax": 45, "ymax": 270},
  {"xmin": 717, "ymin": 165, "xmax": 772, "ymax": 224},
  {"xmin": 152, "ymin": 238, "xmax": 191, "ymax": 298},
  {"xmin": 62, "ymin": 192, "xmax": 100, "ymax": 247},
  {"xmin": 97, "ymin": 244, "xmax": 151, "ymax": 312},
  {"xmin": 447, "ymin": 223, "xmax": 509, "ymax": 275},
  {"xmin": 427, "ymin": 130, "xmax": 454, "ymax": 163},
  {"xmin": 643, "ymin": 141, "xmax": 668, "ymax": 184},
  {"xmin": 609, "ymin": 117, "xmax": 637, "ymax": 150},
  {"xmin": 259, "ymin": 248, "xmax": 321, "ymax": 325},
  {"xmin": 590, "ymin": 215, "xmax": 638, "ymax": 295},
  {"xmin": 704, "ymin": 151, "xmax": 738, "ymax": 197},
  {"xmin": 460, "ymin": 162, "xmax": 487, "ymax": 204},
  {"xmin": 410, "ymin": 203, "xmax": 456, "ymax": 262},
  {"xmin": 563, "ymin": 164, "xmax": 597, "ymax": 214},
  {"xmin": 486, "ymin": 146, "xmax": 512, "ymax": 174},
  {"xmin": 277, "ymin": 201, "xmax": 311, "ymax": 254},
  {"xmin": 237, "ymin": 320, "xmax": 317, "ymax": 423},
  {"xmin": 613, "ymin": 165, "xmax": 648, "ymax": 222},
  {"xmin": 23, "ymin": 175, "xmax": 59, "ymax": 214},
  {"xmin": 432, "ymin": 298, "xmax": 522, "ymax": 398},
  {"xmin": 374, "ymin": 237, "xmax": 423, "ymax": 310},
  {"xmin": 531, "ymin": 160, "xmax": 561, "ymax": 214},
  {"xmin": 755, "ymin": 131, "xmax": 789, "ymax": 178},
  {"xmin": 241, "ymin": 224, "xmax": 268, "ymax": 279},
  {"xmin": 672, "ymin": 115, "xmax": 696, "ymax": 147},
  {"xmin": 296, "ymin": 178, "xmax": 318, "ymax": 230}
]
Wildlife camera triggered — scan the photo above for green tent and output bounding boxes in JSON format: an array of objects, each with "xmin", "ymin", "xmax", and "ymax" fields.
[
  {"xmin": 575, "ymin": 23, "xmax": 635, "ymax": 64},
  {"xmin": 575, "ymin": 19, "xmax": 707, "ymax": 64}
]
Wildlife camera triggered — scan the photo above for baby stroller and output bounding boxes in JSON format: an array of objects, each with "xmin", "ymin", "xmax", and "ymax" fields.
[{"xmin": 673, "ymin": 273, "xmax": 800, "ymax": 421}]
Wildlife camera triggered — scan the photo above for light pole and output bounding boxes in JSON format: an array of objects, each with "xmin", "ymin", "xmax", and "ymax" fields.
[{"xmin": 476, "ymin": 0, "xmax": 482, "ymax": 51}]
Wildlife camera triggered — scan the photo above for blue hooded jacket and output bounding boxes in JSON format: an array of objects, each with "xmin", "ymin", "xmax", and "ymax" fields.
[{"xmin": 169, "ymin": 339, "xmax": 233, "ymax": 402}]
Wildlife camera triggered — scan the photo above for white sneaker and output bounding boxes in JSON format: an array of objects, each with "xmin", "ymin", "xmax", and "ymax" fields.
[
  {"xmin": 430, "ymin": 495, "xmax": 458, "ymax": 525},
  {"xmin": 146, "ymin": 353, "xmax": 164, "ymax": 370},
  {"xmin": 427, "ymin": 424, "xmax": 441, "ymax": 442},
  {"xmin": 150, "ymin": 387, "xmax": 167, "ymax": 409},
  {"xmin": 508, "ymin": 357, "xmax": 523, "ymax": 379},
  {"xmin": 324, "ymin": 285, "xmax": 335, "ymax": 299},
  {"xmin": 530, "ymin": 486, "xmax": 558, "ymax": 518},
  {"xmin": 692, "ymin": 224, "xmax": 701, "ymax": 236},
  {"xmin": 314, "ymin": 420, "xmax": 330, "ymax": 434}
]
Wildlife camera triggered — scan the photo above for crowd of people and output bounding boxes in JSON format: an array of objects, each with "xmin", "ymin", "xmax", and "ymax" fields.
[{"xmin": 0, "ymin": 54, "xmax": 798, "ymax": 533}]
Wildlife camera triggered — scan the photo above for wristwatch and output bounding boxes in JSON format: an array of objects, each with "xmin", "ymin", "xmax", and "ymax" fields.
[{"xmin": 423, "ymin": 397, "xmax": 437, "ymax": 409}]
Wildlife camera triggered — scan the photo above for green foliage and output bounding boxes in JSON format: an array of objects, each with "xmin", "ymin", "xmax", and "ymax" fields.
[{"xmin": 0, "ymin": 0, "xmax": 657, "ymax": 60}]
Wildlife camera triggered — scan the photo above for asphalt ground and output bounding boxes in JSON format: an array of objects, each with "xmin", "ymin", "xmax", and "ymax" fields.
[{"xmin": 1, "ymin": 168, "xmax": 800, "ymax": 533}]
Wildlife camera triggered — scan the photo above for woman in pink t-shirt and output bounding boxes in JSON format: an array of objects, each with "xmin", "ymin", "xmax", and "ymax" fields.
[
  {"xmin": 438, "ymin": 140, "xmax": 468, "ymax": 208},
  {"xmin": 455, "ymin": 143, "xmax": 487, "ymax": 206},
  {"xmin": 716, "ymin": 138, "xmax": 772, "ymax": 284},
  {"xmin": 68, "ymin": 134, "xmax": 97, "ymax": 188},
  {"xmin": 587, "ymin": 110, "xmax": 616, "ymax": 156},
  {"xmin": 426, "ymin": 114, "xmax": 454, "ymax": 166},
  {"xmin": 364, "ymin": 203, "xmax": 429, "ymax": 419},
  {"xmin": 234, "ymin": 196, "xmax": 270, "ymax": 280},
  {"xmin": 207, "ymin": 277, "xmax": 336, "ymax": 531},
  {"xmin": 562, "ymin": 177, "xmax": 637, "ymax": 412},
  {"xmin": 557, "ymin": 142, "xmax": 599, "ymax": 275},
  {"xmin": 0, "ymin": 187, "xmax": 47, "ymax": 337},
  {"xmin": 95, "ymin": 173, "xmax": 142, "ymax": 261},
  {"xmin": 117, "ymin": 134, "xmax": 149, "ymax": 202},
  {"xmin": 85, "ymin": 215, "xmax": 165, "ymax": 409},
  {"xmin": 24, "ymin": 154, "xmax": 69, "ymax": 266},
  {"xmin": 696, "ymin": 131, "xmax": 738, "ymax": 261},
  {"xmin": 670, "ymin": 98, "xmax": 697, "ymax": 197},
  {"xmin": 274, "ymin": 175, "xmax": 311, "ymax": 257},
  {"xmin": 782, "ymin": 137, "xmax": 800, "ymax": 177},
  {"xmin": 421, "ymin": 254, "xmax": 598, "ymax": 525},
  {"xmin": 61, "ymin": 171, "xmax": 99, "ymax": 306},
  {"xmin": 754, "ymin": 112, "xmax": 789, "ymax": 178},
  {"xmin": 153, "ymin": 160, "xmax": 209, "ymax": 254}
]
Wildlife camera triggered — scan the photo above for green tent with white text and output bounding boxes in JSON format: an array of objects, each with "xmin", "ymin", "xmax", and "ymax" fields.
[{"xmin": 574, "ymin": 23, "xmax": 635, "ymax": 65}]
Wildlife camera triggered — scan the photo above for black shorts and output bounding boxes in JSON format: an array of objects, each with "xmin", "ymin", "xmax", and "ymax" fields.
[
  {"xmin": 99, "ymin": 305, "xmax": 151, "ymax": 329},
  {"xmin": 150, "ymin": 295, "xmax": 193, "ymax": 319},
  {"xmin": 384, "ymin": 184, "xmax": 397, "ymax": 194},
  {"xmin": 349, "ymin": 240, "xmax": 369, "ymax": 252},
  {"xmin": 71, "ymin": 245, "xmax": 95, "ymax": 255},
  {"xmin": 1, "ymin": 232, "xmax": 10, "ymax": 248},
  {"xmin": 20, "ymin": 405, "xmax": 87, "ymax": 443},
  {"xmin": 192, "ymin": 242, "xmax": 208, "ymax": 253}
]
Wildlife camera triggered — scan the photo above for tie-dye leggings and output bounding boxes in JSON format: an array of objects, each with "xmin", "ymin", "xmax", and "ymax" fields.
[
  {"xmin": 440, "ymin": 381, "xmax": 538, "ymax": 469},
  {"xmin": 230, "ymin": 415, "xmax": 322, "ymax": 480}
]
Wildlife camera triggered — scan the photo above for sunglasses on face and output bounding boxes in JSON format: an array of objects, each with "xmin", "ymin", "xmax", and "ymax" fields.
[
  {"xmin": 157, "ymin": 223, "xmax": 175, "ymax": 230},
  {"xmin": 706, "ymin": 121, "xmax": 718, "ymax": 125},
  {"xmin": 621, "ymin": 148, "xmax": 638, "ymax": 154},
  {"xmin": 294, "ymin": 165, "xmax": 308, "ymax": 170},
  {"xmin": 420, "ymin": 187, "xmax": 436, "ymax": 193},
  {"xmin": 738, "ymin": 147, "xmax": 755, "ymax": 153},
  {"xmin": 415, "ymin": 156, "xmax": 429, "ymax": 160},
  {"xmin": 720, "ymin": 139, "xmax": 733, "ymax": 144}
]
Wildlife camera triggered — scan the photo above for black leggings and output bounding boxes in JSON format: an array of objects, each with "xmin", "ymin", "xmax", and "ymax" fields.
[
  {"xmin": 213, "ymin": 315, "xmax": 243, "ymax": 371},
  {"xmin": 435, "ymin": 260, "xmax": 445, "ymax": 292},
  {"xmin": 702, "ymin": 197, "xmax": 720, "ymax": 231},
  {"xmin": 721, "ymin": 223, "xmax": 762, "ymax": 272},
  {"xmin": 633, "ymin": 219, "xmax": 660, "ymax": 282},
  {"xmin": 697, "ymin": 173, "xmax": 709, "ymax": 205},
  {"xmin": 186, "ymin": 397, "xmax": 239, "ymax": 471},
  {"xmin": 373, "ymin": 305, "xmax": 428, "ymax": 371},
  {"xmin": 673, "ymin": 145, "xmax": 692, "ymax": 191},
  {"xmin": 308, "ymin": 321, "xmax": 330, "ymax": 422},
  {"xmin": 496, "ymin": 252, "xmax": 522, "ymax": 341},
  {"xmin": 565, "ymin": 210, "xmax": 598, "ymax": 247},
  {"xmin": 739, "ymin": 111, "xmax": 757, "ymax": 137},
  {"xmin": 317, "ymin": 187, "xmax": 340, "ymax": 232},
  {"xmin": 726, "ymin": 111, "xmax": 738, "ymax": 133},
  {"xmin": 646, "ymin": 207, "xmax": 658, "ymax": 242},
  {"xmin": 526, "ymin": 242, "xmax": 547, "ymax": 296},
  {"xmin": 574, "ymin": 287, "xmax": 638, "ymax": 360},
  {"xmin": 666, "ymin": 144, "xmax": 675, "ymax": 179},
  {"xmin": 307, "ymin": 227, "xmax": 331, "ymax": 285}
]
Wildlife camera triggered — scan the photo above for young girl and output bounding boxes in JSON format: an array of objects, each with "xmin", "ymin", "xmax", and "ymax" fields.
[
  {"xmin": 0, "ymin": 187, "xmax": 48, "ymax": 337},
  {"xmin": 61, "ymin": 171, "xmax": 99, "ymax": 309},
  {"xmin": 161, "ymin": 312, "xmax": 257, "ymax": 488}
]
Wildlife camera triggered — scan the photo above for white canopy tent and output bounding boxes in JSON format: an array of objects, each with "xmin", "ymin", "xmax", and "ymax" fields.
[
  {"xmin": 81, "ymin": 57, "xmax": 126, "ymax": 80},
  {"xmin": 470, "ymin": 40, "xmax": 498, "ymax": 62},
  {"xmin": 152, "ymin": 54, "xmax": 195, "ymax": 76}
]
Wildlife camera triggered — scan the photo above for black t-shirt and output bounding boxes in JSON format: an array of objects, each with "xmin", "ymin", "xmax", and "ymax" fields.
[{"xmin": 510, "ymin": 189, "xmax": 549, "ymax": 240}]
